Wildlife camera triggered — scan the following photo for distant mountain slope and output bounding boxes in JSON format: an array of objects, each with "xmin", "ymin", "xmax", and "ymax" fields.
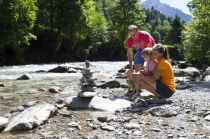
[{"xmin": 141, "ymin": 0, "xmax": 192, "ymax": 23}]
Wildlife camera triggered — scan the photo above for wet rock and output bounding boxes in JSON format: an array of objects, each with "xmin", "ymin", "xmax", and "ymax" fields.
[
  {"xmin": 100, "ymin": 123, "xmax": 115, "ymax": 131},
  {"xmin": 125, "ymin": 123, "xmax": 140, "ymax": 129},
  {"xmin": 177, "ymin": 61, "xmax": 189, "ymax": 69},
  {"xmin": 35, "ymin": 70, "xmax": 46, "ymax": 73},
  {"xmin": 115, "ymin": 73, "xmax": 127, "ymax": 79},
  {"xmin": 90, "ymin": 96, "xmax": 132, "ymax": 111},
  {"xmin": 0, "ymin": 83, "xmax": 4, "ymax": 87},
  {"xmin": 151, "ymin": 128, "xmax": 161, "ymax": 132},
  {"xmin": 98, "ymin": 80, "xmax": 121, "ymax": 88},
  {"xmin": 16, "ymin": 75, "xmax": 31, "ymax": 80},
  {"xmin": 78, "ymin": 91, "xmax": 97, "ymax": 98},
  {"xmin": 64, "ymin": 96, "xmax": 92, "ymax": 110},
  {"xmin": 67, "ymin": 122, "xmax": 81, "ymax": 132},
  {"xmin": 174, "ymin": 67, "xmax": 200, "ymax": 78},
  {"xmin": 49, "ymin": 86, "xmax": 61, "ymax": 93},
  {"xmin": 48, "ymin": 66, "xmax": 69, "ymax": 73},
  {"xmin": 148, "ymin": 105, "xmax": 178, "ymax": 117},
  {"xmin": 0, "ymin": 117, "xmax": 8, "ymax": 131},
  {"xmin": 204, "ymin": 115, "xmax": 210, "ymax": 121},
  {"xmin": 4, "ymin": 103, "xmax": 57, "ymax": 132}
]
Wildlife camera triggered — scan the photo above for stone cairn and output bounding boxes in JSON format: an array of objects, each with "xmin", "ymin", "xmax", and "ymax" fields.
[{"xmin": 78, "ymin": 60, "xmax": 97, "ymax": 98}]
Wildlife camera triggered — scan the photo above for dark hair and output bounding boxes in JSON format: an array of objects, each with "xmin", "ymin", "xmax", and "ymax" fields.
[{"xmin": 153, "ymin": 44, "xmax": 169, "ymax": 60}]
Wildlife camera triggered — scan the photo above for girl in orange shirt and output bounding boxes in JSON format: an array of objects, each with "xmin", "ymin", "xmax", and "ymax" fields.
[{"xmin": 132, "ymin": 44, "xmax": 176, "ymax": 98}]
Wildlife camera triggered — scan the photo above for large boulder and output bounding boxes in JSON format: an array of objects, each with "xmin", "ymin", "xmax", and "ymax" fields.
[
  {"xmin": 203, "ymin": 67, "xmax": 210, "ymax": 81},
  {"xmin": 204, "ymin": 75, "xmax": 210, "ymax": 82},
  {"xmin": 0, "ymin": 117, "xmax": 8, "ymax": 131},
  {"xmin": 48, "ymin": 66, "xmax": 77, "ymax": 73},
  {"xmin": 89, "ymin": 96, "xmax": 132, "ymax": 111},
  {"xmin": 98, "ymin": 80, "xmax": 121, "ymax": 88},
  {"xmin": 173, "ymin": 67, "xmax": 200, "ymax": 78},
  {"xmin": 4, "ymin": 103, "xmax": 57, "ymax": 132},
  {"xmin": 16, "ymin": 75, "xmax": 31, "ymax": 80}
]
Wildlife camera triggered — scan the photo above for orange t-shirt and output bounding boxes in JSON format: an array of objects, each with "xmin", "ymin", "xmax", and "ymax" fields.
[{"xmin": 157, "ymin": 58, "xmax": 176, "ymax": 92}]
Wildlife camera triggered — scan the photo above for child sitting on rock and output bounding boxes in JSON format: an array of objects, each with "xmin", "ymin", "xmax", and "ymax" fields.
[{"xmin": 134, "ymin": 48, "xmax": 157, "ymax": 96}]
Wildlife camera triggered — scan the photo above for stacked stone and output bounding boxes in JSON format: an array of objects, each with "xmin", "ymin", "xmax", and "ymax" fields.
[{"xmin": 78, "ymin": 61, "xmax": 97, "ymax": 98}]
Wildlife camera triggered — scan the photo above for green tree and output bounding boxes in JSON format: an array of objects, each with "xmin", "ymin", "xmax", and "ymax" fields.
[
  {"xmin": 181, "ymin": 0, "xmax": 210, "ymax": 64},
  {"xmin": 0, "ymin": 0, "xmax": 37, "ymax": 65},
  {"xmin": 0, "ymin": 0, "xmax": 37, "ymax": 47},
  {"xmin": 111, "ymin": 0, "xmax": 145, "ymax": 45},
  {"xmin": 165, "ymin": 15, "xmax": 184, "ymax": 44}
]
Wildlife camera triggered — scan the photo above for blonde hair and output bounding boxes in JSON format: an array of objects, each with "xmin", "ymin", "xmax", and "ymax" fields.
[{"xmin": 141, "ymin": 47, "xmax": 153, "ymax": 57}]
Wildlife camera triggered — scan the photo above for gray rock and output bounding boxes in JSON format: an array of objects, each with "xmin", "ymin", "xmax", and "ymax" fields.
[
  {"xmin": 0, "ymin": 117, "xmax": 8, "ymax": 131},
  {"xmin": 204, "ymin": 75, "xmax": 210, "ymax": 82},
  {"xmin": 49, "ymin": 86, "xmax": 61, "ymax": 93},
  {"xmin": 148, "ymin": 105, "xmax": 178, "ymax": 117},
  {"xmin": 58, "ymin": 108, "xmax": 73, "ymax": 117},
  {"xmin": 85, "ymin": 60, "xmax": 90, "ymax": 68},
  {"xmin": 16, "ymin": 75, "xmax": 31, "ymax": 80},
  {"xmin": 174, "ymin": 67, "xmax": 200, "ymax": 78},
  {"xmin": 22, "ymin": 101, "xmax": 39, "ymax": 108},
  {"xmin": 97, "ymin": 115, "xmax": 117, "ymax": 122},
  {"xmin": 10, "ymin": 106, "xmax": 25, "ymax": 113},
  {"xmin": 151, "ymin": 128, "xmax": 161, "ymax": 132},
  {"xmin": 125, "ymin": 123, "xmax": 140, "ymax": 129},
  {"xmin": 64, "ymin": 96, "xmax": 92, "ymax": 110},
  {"xmin": 204, "ymin": 115, "xmax": 210, "ymax": 121},
  {"xmin": 98, "ymin": 80, "xmax": 121, "ymax": 88},
  {"xmin": 90, "ymin": 96, "xmax": 132, "ymax": 111},
  {"xmin": 0, "ymin": 84, "xmax": 4, "ymax": 87},
  {"xmin": 189, "ymin": 116, "xmax": 199, "ymax": 122},
  {"xmin": 101, "ymin": 123, "xmax": 115, "ymax": 131},
  {"xmin": 67, "ymin": 122, "xmax": 81, "ymax": 132},
  {"xmin": 140, "ymin": 90, "xmax": 154, "ymax": 99},
  {"xmin": 78, "ymin": 91, "xmax": 97, "ymax": 98},
  {"xmin": 133, "ymin": 130, "xmax": 142, "ymax": 136},
  {"xmin": 37, "ymin": 88, "xmax": 46, "ymax": 92},
  {"xmin": 81, "ymin": 86, "xmax": 95, "ymax": 92},
  {"xmin": 4, "ymin": 103, "xmax": 57, "ymax": 132}
]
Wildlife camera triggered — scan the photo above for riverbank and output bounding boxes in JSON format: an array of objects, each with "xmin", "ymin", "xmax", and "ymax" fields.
[{"xmin": 0, "ymin": 62, "xmax": 209, "ymax": 139}]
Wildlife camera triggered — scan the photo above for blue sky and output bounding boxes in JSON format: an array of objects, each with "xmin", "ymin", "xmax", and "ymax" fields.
[{"xmin": 142, "ymin": 0, "xmax": 191, "ymax": 15}]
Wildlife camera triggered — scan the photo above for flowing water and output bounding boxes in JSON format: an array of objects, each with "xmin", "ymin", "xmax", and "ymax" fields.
[{"xmin": 0, "ymin": 62, "xmax": 127, "ymax": 139}]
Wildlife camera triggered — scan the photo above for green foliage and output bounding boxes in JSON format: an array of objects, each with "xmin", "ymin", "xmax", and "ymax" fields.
[
  {"xmin": 0, "ymin": 0, "xmax": 37, "ymax": 47},
  {"xmin": 181, "ymin": 0, "xmax": 210, "ymax": 64}
]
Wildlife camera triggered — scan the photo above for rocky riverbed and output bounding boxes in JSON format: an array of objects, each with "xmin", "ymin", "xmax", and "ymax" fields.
[{"xmin": 0, "ymin": 62, "xmax": 209, "ymax": 139}]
